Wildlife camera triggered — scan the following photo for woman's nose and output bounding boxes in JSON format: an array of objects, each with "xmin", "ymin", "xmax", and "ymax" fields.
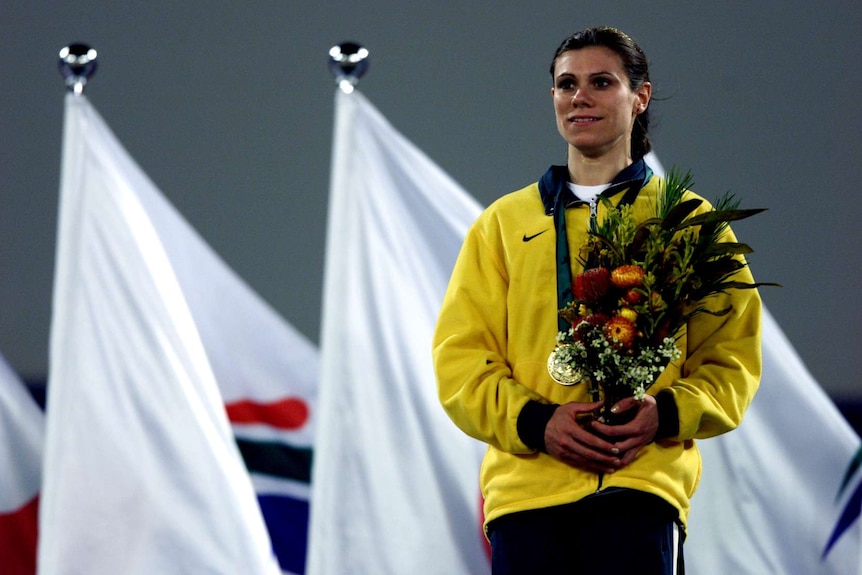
[{"xmin": 571, "ymin": 87, "xmax": 589, "ymax": 105}]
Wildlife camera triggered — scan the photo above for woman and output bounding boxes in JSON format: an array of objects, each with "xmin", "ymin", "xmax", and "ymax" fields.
[{"xmin": 432, "ymin": 27, "xmax": 761, "ymax": 574}]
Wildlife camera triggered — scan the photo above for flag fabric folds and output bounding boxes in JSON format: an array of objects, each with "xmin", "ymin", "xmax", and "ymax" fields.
[
  {"xmin": 0, "ymin": 353, "xmax": 42, "ymax": 575},
  {"xmin": 116, "ymin": 92, "xmax": 319, "ymax": 574},
  {"xmin": 40, "ymin": 93, "xmax": 282, "ymax": 574},
  {"xmin": 686, "ymin": 307, "xmax": 862, "ymax": 574},
  {"xmin": 306, "ymin": 89, "xmax": 490, "ymax": 575}
]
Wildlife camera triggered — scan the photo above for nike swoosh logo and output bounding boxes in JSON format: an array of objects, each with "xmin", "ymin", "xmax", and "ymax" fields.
[{"xmin": 522, "ymin": 229, "xmax": 549, "ymax": 242}]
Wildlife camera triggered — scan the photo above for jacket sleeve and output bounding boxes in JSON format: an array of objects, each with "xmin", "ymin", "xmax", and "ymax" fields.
[
  {"xmin": 432, "ymin": 215, "xmax": 545, "ymax": 453},
  {"xmin": 662, "ymin": 221, "xmax": 763, "ymax": 441}
]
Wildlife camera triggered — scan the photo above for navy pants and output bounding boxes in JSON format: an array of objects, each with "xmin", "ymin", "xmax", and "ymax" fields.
[{"xmin": 487, "ymin": 489, "xmax": 684, "ymax": 575}]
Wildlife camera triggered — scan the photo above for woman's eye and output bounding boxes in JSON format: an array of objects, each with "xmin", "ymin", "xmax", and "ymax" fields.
[{"xmin": 593, "ymin": 77, "xmax": 611, "ymax": 88}]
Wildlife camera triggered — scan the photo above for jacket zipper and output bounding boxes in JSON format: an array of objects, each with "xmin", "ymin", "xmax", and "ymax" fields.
[
  {"xmin": 588, "ymin": 198, "xmax": 598, "ymax": 233},
  {"xmin": 590, "ymin": 196, "xmax": 602, "ymax": 495}
]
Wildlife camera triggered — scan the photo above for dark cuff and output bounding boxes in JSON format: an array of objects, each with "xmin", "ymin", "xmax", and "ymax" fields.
[
  {"xmin": 654, "ymin": 390, "xmax": 680, "ymax": 441},
  {"xmin": 517, "ymin": 400, "xmax": 559, "ymax": 452}
]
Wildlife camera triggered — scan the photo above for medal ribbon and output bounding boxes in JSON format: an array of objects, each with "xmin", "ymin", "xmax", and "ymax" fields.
[{"xmin": 539, "ymin": 161, "xmax": 653, "ymax": 333}]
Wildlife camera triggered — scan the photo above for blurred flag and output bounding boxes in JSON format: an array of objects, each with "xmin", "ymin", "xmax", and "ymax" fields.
[
  {"xmin": 120, "ymin": 89, "xmax": 319, "ymax": 574},
  {"xmin": 306, "ymin": 89, "xmax": 489, "ymax": 575},
  {"xmin": 40, "ymin": 93, "xmax": 282, "ymax": 574},
  {"xmin": 0, "ymin": 354, "xmax": 42, "ymax": 575},
  {"xmin": 687, "ymin": 307, "xmax": 862, "ymax": 574}
]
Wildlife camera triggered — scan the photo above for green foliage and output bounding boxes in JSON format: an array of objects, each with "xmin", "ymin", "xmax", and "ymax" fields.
[
  {"xmin": 579, "ymin": 167, "xmax": 778, "ymax": 344},
  {"xmin": 552, "ymin": 166, "xmax": 779, "ymax": 409}
]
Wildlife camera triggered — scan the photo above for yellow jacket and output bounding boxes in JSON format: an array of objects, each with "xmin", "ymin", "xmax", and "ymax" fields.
[{"xmin": 432, "ymin": 164, "xmax": 762, "ymax": 530}]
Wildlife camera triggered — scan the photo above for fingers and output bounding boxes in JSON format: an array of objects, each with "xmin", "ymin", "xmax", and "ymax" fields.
[
  {"xmin": 547, "ymin": 438, "xmax": 622, "ymax": 474},
  {"xmin": 590, "ymin": 395, "xmax": 659, "ymax": 463},
  {"xmin": 568, "ymin": 400, "xmax": 606, "ymax": 414},
  {"xmin": 543, "ymin": 397, "xmax": 663, "ymax": 473},
  {"xmin": 544, "ymin": 403, "xmax": 624, "ymax": 474}
]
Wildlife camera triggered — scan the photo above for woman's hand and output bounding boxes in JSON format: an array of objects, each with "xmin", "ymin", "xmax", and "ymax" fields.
[
  {"xmin": 591, "ymin": 395, "xmax": 660, "ymax": 466},
  {"xmin": 543, "ymin": 401, "xmax": 624, "ymax": 474},
  {"xmin": 544, "ymin": 395, "xmax": 660, "ymax": 472}
]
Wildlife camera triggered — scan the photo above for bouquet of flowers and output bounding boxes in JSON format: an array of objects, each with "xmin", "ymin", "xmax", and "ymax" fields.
[{"xmin": 547, "ymin": 169, "xmax": 775, "ymax": 423}]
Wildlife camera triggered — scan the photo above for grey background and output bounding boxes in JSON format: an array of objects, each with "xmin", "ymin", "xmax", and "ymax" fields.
[{"xmin": 2, "ymin": 2, "xmax": 860, "ymax": 402}]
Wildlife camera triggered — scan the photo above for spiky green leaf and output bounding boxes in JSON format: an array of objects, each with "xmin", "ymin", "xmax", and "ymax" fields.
[
  {"xmin": 661, "ymin": 198, "xmax": 704, "ymax": 231},
  {"xmin": 700, "ymin": 242, "xmax": 754, "ymax": 258}
]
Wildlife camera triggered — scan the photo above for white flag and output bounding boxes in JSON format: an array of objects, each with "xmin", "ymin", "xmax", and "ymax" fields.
[
  {"xmin": 0, "ymin": 353, "xmax": 42, "ymax": 575},
  {"xmin": 124, "ymin": 92, "xmax": 319, "ymax": 575},
  {"xmin": 306, "ymin": 90, "xmax": 490, "ymax": 575},
  {"xmin": 687, "ymin": 307, "xmax": 862, "ymax": 574},
  {"xmin": 40, "ymin": 93, "xmax": 281, "ymax": 574}
]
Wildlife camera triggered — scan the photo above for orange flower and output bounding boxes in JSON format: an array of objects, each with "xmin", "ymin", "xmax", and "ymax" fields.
[
  {"xmin": 611, "ymin": 265, "xmax": 645, "ymax": 288},
  {"xmin": 604, "ymin": 315, "xmax": 636, "ymax": 349},
  {"xmin": 574, "ymin": 267, "xmax": 611, "ymax": 302}
]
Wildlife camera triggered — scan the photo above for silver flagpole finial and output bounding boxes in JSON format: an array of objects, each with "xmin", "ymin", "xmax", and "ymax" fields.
[
  {"xmin": 59, "ymin": 43, "xmax": 98, "ymax": 95},
  {"xmin": 328, "ymin": 42, "xmax": 369, "ymax": 94}
]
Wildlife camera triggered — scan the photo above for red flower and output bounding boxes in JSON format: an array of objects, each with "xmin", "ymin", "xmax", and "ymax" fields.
[
  {"xmin": 572, "ymin": 312, "xmax": 609, "ymax": 342},
  {"xmin": 622, "ymin": 288, "xmax": 644, "ymax": 305},
  {"xmin": 574, "ymin": 267, "xmax": 611, "ymax": 302}
]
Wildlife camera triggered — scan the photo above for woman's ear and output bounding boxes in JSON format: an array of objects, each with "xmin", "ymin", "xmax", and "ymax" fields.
[{"xmin": 635, "ymin": 81, "xmax": 652, "ymax": 114}]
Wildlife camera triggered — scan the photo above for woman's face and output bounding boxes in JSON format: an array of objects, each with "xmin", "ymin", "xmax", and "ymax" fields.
[{"xmin": 551, "ymin": 46, "xmax": 651, "ymax": 161}]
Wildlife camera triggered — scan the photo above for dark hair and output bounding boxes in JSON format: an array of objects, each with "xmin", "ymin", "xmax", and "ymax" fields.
[{"xmin": 550, "ymin": 27, "xmax": 652, "ymax": 160}]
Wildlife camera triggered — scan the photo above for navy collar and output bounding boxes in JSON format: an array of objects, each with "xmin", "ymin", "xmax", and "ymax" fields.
[{"xmin": 538, "ymin": 159, "xmax": 653, "ymax": 216}]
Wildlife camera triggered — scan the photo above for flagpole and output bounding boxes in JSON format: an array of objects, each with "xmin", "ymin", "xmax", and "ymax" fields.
[
  {"xmin": 58, "ymin": 43, "xmax": 97, "ymax": 95},
  {"xmin": 328, "ymin": 41, "xmax": 369, "ymax": 94}
]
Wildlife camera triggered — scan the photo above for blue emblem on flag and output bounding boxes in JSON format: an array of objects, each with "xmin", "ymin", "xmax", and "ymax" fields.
[{"xmin": 823, "ymin": 446, "xmax": 862, "ymax": 558}]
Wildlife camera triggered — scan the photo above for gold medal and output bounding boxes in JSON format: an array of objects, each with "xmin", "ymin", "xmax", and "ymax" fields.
[{"xmin": 547, "ymin": 344, "xmax": 583, "ymax": 386}]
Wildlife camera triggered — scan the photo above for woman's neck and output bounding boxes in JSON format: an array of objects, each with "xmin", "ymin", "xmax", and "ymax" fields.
[{"xmin": 567, "ymin": 149, "xmax": 632, "ymax": 186}]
